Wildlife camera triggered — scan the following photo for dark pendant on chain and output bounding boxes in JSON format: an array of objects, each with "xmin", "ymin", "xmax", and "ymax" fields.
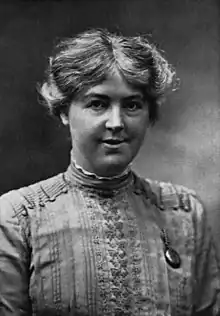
[{"xmin": 165, "ymin": 247, "xmax": 181, "ymax": 269}]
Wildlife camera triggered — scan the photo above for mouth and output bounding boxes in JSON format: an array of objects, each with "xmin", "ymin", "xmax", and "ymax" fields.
[
  {"xmin": 102, "ymin": 138, "xmax": 126, "ymax": 148},
  {"xmin": 103, "ymin": 139, "xmax": 125, "ymax": 145}
]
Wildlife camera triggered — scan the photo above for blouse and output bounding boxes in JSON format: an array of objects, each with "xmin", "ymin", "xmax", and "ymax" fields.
[{"xmin": 0, "ymin": 161, "xmax": 220, "ymax": 316}]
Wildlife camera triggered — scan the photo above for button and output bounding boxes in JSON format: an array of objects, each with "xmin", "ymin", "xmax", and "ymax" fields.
[
  {"xmin": 134, "ymin": 188, "xmax": 142, "ymax": 195},
  {"xmin": 21, "ymin": 209, "xmax": 28, "ymax": 216},
  {"xmin": 49, "ymin": 196, "xmax": 56, "ymax": 202},
  {"xmin": 61, "ymin": 187, "xmax": 68, "ymax": 194},
  {"xmin": 159, "ymin": 205, "xmax": 165, "ymax": 211}
]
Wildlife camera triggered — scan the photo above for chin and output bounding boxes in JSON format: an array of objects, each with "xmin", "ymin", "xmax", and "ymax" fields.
[{"xmin": 96, "ymin": 159, "xmax": 130, "ymax": 177}]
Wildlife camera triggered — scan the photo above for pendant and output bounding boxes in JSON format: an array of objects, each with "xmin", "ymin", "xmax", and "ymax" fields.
[{"xmin": 165, "ymin": 247, "xmax": 181, "ymax": 269}]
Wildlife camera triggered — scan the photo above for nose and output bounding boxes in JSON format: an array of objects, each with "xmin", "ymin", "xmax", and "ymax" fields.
[{"xmin": 105, "ymin": 105, "xmax": 124, "ymax": 131}]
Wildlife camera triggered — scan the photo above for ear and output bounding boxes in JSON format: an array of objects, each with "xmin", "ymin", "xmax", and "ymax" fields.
[{"xmin": 60, "ymin": 113, "xmax": 69, "ymax": 125}]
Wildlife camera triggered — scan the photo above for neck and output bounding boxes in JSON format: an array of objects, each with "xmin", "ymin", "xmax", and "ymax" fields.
[
  {"xmin": 70, "ymin": 150, "xmax": 131, "ymax": 180},
  {"xmin": 64, "ymin": 151, "xmax": 133, "ymax": 191},
  {"xmin": 73, "ymin": 159, "xmax": 130, "ymax": 180}
]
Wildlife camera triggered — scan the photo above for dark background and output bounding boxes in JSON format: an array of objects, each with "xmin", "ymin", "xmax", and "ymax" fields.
[{"xmin": 0, "ymin": 0, "xmax": 219, "ymax": 250}]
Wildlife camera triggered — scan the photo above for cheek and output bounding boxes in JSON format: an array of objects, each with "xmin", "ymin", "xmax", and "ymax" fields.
[
  {"xmin": 70, "ymin": 123, "xmax": 90, "ymax": 145},
  {"xmin": 128, "ymin": 117, "xmax": 149, "ymax": 142},
  {"xmin": 68, "ymin": 115, "xmax": 100, "ymax": 148},
  {"xmin": 68, "ymin": 115, "xmax": 87, "ymax": 144}
]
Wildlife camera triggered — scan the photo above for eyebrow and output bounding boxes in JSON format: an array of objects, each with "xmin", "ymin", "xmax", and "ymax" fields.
[{"xmin": 84, "ymin": 93, "xmax": 144, "ymax": 100}]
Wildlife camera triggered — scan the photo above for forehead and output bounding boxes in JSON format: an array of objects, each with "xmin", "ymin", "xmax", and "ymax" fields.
[{"xmin": 84, "ymin": 73, "xmax": 143, "ymax": 99}]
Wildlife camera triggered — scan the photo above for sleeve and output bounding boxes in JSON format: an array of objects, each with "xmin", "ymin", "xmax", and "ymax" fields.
[
  {"xmin": 0, "ymin": 193, "xmax": 32, "ymax": 315},
  {"xmin": 191, "ymin": 193, "xmax": 220, "ymax": 316}
]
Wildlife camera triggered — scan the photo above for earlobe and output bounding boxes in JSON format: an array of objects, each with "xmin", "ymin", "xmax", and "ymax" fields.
[{"xmin": 60, "ymin": 113, "xmax": 69, "ymax": 125}]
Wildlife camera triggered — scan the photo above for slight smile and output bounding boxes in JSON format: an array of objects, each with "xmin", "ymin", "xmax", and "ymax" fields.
[{"xmin": 102, "ymin": 138, "xmax": 127, "ymax": 149}]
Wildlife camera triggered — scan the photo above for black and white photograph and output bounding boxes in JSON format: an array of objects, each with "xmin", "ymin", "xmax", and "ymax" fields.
[{"xmin": 0, "ymin": 0, "xmax": 219, "ymax": 315}]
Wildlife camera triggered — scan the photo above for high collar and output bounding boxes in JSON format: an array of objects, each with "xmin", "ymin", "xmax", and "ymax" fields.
[{"xmin": 64, "ymin": 150, "xmax": 134, "ymax": 191}]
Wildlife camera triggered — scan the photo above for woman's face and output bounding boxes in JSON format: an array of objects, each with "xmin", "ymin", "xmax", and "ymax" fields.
[{"xmin": 61, "ymin": 72, "xmax": 150, "ymax": 177}]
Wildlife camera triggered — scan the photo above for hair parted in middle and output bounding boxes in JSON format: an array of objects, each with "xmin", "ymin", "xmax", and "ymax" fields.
[{"xmin": 39, "ymin": 28, "xmax": 177, "ymax": 124}]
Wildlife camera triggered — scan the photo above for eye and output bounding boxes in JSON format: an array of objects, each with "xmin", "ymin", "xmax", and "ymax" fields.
[
  {"xmin": 123, "ymin": 100, "xmax": 143, "ymax": 112},
  {"xmin": 88, "ymin": 99, "xmax": 108, "ymax": 111}
]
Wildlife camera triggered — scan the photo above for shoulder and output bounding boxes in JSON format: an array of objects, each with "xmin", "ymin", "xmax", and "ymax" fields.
[
  {"xmin": 0, "ymin": 172, "xmax": 68, "ymax": 220},
  {"xmin": 139, "ymin": 177, "xmax": 204, "ymax": 218},
  {"xmin": 139, "ymin": 177, "xmax": 209, "ymax": 245}
]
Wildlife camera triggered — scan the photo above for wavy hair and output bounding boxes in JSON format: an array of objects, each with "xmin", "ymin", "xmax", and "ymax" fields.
[{"xmin": 39, "ymin": 28, "xmax": 177, "ymax": 124}]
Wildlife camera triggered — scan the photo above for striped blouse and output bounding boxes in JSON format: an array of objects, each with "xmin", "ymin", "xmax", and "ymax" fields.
[{"xmin": 0, "ymin": 162, "xmax": 219, "ymax": 315}]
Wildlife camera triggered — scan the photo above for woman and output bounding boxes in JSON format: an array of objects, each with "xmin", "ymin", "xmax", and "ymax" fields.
[{"xmin": 0, "ymin": 28, "xmax": 219, "ymax": 316}]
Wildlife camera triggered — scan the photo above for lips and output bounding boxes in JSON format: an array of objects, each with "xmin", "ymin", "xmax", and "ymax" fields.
[{"xmin": 103, "ymin": 138, "xmax": 125, "ymax": 144}]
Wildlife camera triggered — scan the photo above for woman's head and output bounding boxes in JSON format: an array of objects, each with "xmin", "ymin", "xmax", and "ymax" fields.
[
  {"xmin": 39, "ymin": 28, "xmax": 176, "ymax": 177},
  {"xmin": 40, "ymin": 28, "xmax": 176, "ymax": 124}
]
